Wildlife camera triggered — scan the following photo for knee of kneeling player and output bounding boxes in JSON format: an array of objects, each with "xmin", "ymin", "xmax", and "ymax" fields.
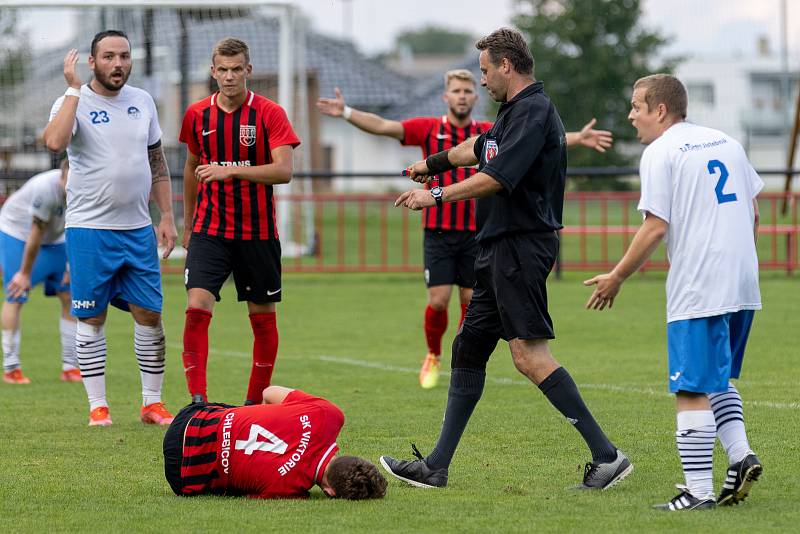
[{"xmin": 450, "ymin": 326, "xmax": 498, "ymax": 371}]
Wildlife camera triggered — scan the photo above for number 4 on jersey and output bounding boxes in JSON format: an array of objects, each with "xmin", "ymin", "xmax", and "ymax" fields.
[
  {"xmin": 235, "ymin": 424, "xmax": 289, "ymax": 455},
  {"xmin": 708, "ymin": 159, "xmax": 737, "ymax": 204}
]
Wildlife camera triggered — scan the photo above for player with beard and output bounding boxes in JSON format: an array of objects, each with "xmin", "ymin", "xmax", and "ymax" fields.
[
  {"xmin": 43, "ymin": 30, "xmax": 178, "ymax": 426},
  {"xmin": 318, "ymin": 71, "xmax": 611, "ymax": 390}
]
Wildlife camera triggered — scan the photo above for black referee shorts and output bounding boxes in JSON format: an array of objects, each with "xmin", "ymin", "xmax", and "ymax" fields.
[
  {"xmin": 464, "ymin": 231, "xmax": 559, "ymax": 341},
  {"xmin": 423, "ymin": 229, "xmax": 479, "ymax": 288},
  {"xmin": 185, "ymin": 233, "xmax": 282, "ymax": 303}
]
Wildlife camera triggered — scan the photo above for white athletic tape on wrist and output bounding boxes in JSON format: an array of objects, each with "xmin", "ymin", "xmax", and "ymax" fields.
[
  {"xmin": 65, "ymin": 87, "xmax": 81, "ymax": 98},
  {"xmin": 342, "ymin": 105, "xmax": 352, "ymax": 120}
]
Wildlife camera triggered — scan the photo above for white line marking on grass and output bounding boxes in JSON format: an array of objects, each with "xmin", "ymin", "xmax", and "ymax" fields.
[
  {"xmin": 316, "ymin": 355, "xmax": 800, "ymax": 410},
  {"xmin": 167, "ymin": 345, "xmax": 799, "ymax": 410}
]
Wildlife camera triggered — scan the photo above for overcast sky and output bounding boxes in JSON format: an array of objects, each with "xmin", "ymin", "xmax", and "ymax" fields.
[
  {"xmin": 17, "ymin": 0, "xmax": 800, "ymax": 64},
  {"xmin": 295, "ymin": 0, "xmax": 800, "ymax": 60}
]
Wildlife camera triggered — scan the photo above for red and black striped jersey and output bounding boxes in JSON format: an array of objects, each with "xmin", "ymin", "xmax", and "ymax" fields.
[
  {"xmin": 401, "ymin": 116, "xmax": 493, "ymax": 232},
  {"xmin": 178, "ymin": 391, "xmax": 343, "ymax": 499},
  {"xmin": 179, "ymin": 91, "xmax": 300, "ymax": 240}
]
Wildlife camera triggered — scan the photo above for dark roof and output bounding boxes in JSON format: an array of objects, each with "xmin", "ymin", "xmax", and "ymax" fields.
[
  {"xmin": 384, "ymin": 55, "xmax": 495, "ymax": 122},
  {"xmin": 9, "ymin": 10, "xmax": 492, "ymax": 142}
]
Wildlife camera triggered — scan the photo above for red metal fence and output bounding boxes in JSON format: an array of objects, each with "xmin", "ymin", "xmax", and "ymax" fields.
[{"xmin": 185, "ymin": 191, "xmax": 796, "ymax": 275}]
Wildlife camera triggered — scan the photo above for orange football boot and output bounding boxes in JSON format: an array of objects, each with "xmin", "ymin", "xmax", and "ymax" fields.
[
  {"xmin": 89, "ymin": 406, "xmax": 113, "ymax": 427},
  {"xmin": 3, "ymin": 368, "xmax": 31, "ymax": 384},
  {"xmin": 141, "ymin": 402, "xmax": 174, "ymax": 425}
]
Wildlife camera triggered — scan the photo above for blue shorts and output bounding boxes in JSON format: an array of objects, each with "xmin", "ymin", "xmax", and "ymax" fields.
[
  {"xmin": 666, "ymin": 310, "xmax": 755, "ymax": 394},
  {"xmin": 0, "ymin": 230, "xmax": 68, "ymax": 303},
  {"xmin": 66, "ymin": 227, "xmax": 162, "ymax": 317}
]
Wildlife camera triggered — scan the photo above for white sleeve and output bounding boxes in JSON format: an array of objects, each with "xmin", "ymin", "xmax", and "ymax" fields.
[
  {"xmin": 28, "ymin": 183, "xmax": 52, "ymax": 223},
  {"xmin": 746, "ymin": 162, "xmax": 764, "ymax": 199},
  {"xmin": 49, "ymin": 96, "xmax": 78, "ymax": 135},
  {"xmin": 146, "ymin": 95, "xmax": 163, "ymax": 146},
  {"xmin": 636, "ymin": 144, "xmax": 672, "ymax": 223}
]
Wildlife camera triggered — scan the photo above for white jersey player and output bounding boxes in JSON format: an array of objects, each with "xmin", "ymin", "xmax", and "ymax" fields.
[
  {"xmin": 584, "ymin": 74, "xmax": 763, "ymax": 510},
  {"xmin": 42, "ymin": 30, "xmax": 178, "ymax": 427},
  {"xmin": 0, "ymin": 161, "xmax": 77, "ymax": 384}
]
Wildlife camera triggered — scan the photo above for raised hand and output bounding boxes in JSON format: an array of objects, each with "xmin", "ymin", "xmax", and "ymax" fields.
[
  {"xmin": 63, "ymin": 49, "xmax": 82, "ymax": 89},
  {"xmin": 316, "ymin": 87, "xmax": 346, "ymax": 117},
  {"xmin": 578, "ymin": 118, "xmax": 613, "ymax": 153}
]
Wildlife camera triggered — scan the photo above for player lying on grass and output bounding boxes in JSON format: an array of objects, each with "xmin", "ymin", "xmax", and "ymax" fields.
[{"xmin": 163, "ymin": 385, "xmax": 387, "ymax": 500}]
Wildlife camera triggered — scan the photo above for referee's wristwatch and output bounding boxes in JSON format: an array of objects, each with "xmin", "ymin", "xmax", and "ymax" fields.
[{"xmin": 430, "ymin": 186, "xmax": 443, "ymax": 207}]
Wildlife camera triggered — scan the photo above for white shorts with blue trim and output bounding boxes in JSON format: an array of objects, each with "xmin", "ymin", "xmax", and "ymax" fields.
[
  {"xmin": 1, "ymin": 230, "xmax": 68, "ymax": 303},
  {"xmin": 666, "ymin": 310, "xmax": 755, "ymax": 394},
  {"xmin": 66, "ymin": 227, "xmax": 162, "ymax": 317}
]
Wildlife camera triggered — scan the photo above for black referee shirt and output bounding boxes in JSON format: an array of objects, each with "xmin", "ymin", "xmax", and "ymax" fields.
[{"xmin": 472, "ymin": 81, "xmax": 566, "ymax": 243}]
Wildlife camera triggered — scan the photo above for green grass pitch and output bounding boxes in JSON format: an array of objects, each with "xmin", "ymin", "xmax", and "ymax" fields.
[{"xmin": 0, "ymin": 271, "xmax": 798, "ymax": 532}]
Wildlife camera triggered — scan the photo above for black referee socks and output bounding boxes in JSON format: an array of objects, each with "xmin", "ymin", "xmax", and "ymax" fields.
[
  {"xmin": 425, "ymin": 368, "xmax": 486, "ymax": 470},
  {"xmin": 538, "ymin": 366, "xmax": 617, "ymax": 463}
]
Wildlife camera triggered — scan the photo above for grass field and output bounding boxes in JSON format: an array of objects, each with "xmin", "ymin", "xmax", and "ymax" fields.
[{"xmin": 1, "ymin": 271, "xmax": 798, "ymax": 532}]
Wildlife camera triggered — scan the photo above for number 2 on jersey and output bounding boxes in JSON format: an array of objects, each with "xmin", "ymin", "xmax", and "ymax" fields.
[
  {"xmin": 708, "ymin": 159, "xmax": 737, "ymax": 204},
  {"xmin": 235, "ymin": 424, "xmax": 289, "ymax": 455}
]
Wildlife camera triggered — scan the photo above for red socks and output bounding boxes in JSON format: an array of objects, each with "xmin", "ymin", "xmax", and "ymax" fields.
[
  {"xmin": 424, "ymin": 305, "xmax": 448, "ymax": 356},
  {"xmin": 182, "ymin": 308, "xmax": 212, "ymax": 401},
  {"xmin": 246, "ymin": 312, "xmax": 279, "ymax": 404}
]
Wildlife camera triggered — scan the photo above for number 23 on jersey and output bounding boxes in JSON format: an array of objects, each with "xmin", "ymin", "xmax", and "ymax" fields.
[{"xmin": 89, "ymin": 110, "xmax": 110, "ymax": 124}]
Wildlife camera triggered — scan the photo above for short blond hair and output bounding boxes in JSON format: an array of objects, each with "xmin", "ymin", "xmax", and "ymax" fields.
[
  {"xmin": 634, "ymin": 74, "xmax": 687, "ymax": 119},
  {"xmin": 212, "ymin": 37, "xmax": 250, "ymax": 65},
  {"xmin": 444, "ymin": 69, "xmax": 476, "ymax": 89}
]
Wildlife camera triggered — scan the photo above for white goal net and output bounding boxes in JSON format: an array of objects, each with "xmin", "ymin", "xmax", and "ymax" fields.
[{"xmin": 0, "ymin": 0, "xmax": 314, "ymax": 256}]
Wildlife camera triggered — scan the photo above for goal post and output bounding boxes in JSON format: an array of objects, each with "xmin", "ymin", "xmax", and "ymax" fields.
[{"xmin": 0, "ymin": 0, "xmax": 314, "ymax": 256}]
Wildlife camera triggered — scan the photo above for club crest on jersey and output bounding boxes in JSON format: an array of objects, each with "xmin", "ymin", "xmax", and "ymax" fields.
[
  {"xmin": 485, "ymin": 139, "xmax": 498, "ymax": 161},
  {"xmin": 127, "ymin": 106, "xmax": 141, "ymax": 120},
  {"xmin": 240, "ymin": 125, "xmax": 257, "ymax": 146}
]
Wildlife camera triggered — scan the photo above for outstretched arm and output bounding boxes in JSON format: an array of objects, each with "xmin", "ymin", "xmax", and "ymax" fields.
[
  {"xmin": 565, "ymin": 118, "xmax": 613, "ymax": 153},
  {"xmin": 316, "ymin": 87, "xmax": 404, "ymax": 140},
  {"xmin": 583, "ymin": 212, "xmax": 668, "ymax": 310}
]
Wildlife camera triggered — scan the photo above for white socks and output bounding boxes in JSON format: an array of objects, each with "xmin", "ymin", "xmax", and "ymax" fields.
[
  {"xmin": 134, "ymin": 322, "xmax": 166, "ymax": 406},
  {"xmin": 76, "ymin": 321, "xmax": 107, "ymax": 410},
  {"xmin": 60, "ymin": 318, "xmax": 78, "ymax": 371},
  {"xmin": 676, "ymin": 410, "xmax": 716, "ymax": 499},
  {"xmin": 2, "ymin": 328, "xmax": 21, "ymax": 372},
  {"xmin": 709, "ymin": 382, "xmax": 752, "ymax": 464}
]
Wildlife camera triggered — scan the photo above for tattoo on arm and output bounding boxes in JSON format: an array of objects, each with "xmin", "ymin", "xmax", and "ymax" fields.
[{"xmin": 148, "ymin": 146, "xmax": 170, "ymax": 184}]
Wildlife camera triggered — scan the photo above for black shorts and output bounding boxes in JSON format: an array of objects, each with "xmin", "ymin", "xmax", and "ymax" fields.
[
  {"xmin": 464, "ymin": 232, "xmax": 559, "ymax": 341},
  {"xmin": 163, "ymin": 402, "xmax": 234, "ymax": 496},
  {"xmin": 185, "ymin": 233, "xmax": 282, "ymax": 303},
  {"xmin": 423, "ymin": 229, "xmax": 479, "ymax": 288}
]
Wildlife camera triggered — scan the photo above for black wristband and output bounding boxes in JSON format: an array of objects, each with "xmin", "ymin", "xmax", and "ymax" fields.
[{"xmin": 425, "ymin": 150, "xmax": 455, "ymax": 175}]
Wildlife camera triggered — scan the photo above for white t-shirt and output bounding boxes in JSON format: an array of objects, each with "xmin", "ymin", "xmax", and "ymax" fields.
[
  {"xmin": 49, "ymin": 84, "xmax": 162, "ymax": 230},
  {"xmin": 0, "ymin": 169, "xmax": 66, "ymax": 244},
  {"xmin": 637, "ymin": 121, "xmax": 763, "ymax": 323}
]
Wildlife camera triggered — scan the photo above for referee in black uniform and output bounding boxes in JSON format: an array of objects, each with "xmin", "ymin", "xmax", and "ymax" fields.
[{"xmin": 380, "ymin": 28, "xmax": 632, "ymax": 490}]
